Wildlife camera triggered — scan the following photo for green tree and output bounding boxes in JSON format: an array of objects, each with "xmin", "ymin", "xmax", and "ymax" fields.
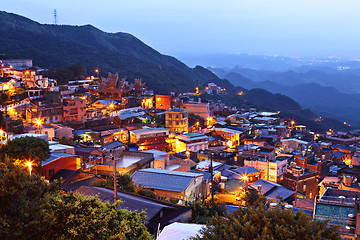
[
  {"xmin": 0, "ymin": 136, "xmax": 50, "ymax": 167},
  {"xmin": 237, "ymin": 190, "xmax": 267, "ymax": 208},
  {"xmin": 0, "ymin": 160, "xmax": 153, "ymax": 240},
  {"xmin": 192, "ymin": 205, "xmax": 341, "ymax": 240},
  {"xmin": 186, "ymin": 198, "xmax": 226, "ymax": 224},
  {"xmin": 117, "ymin": 173, "xmax": 136, "ymax": 192}
]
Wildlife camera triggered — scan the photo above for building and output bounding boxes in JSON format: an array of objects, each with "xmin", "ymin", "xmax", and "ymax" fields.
[
  {"xmin": 175, "ymin": 132, "xmax": 208, "ymax": 153},
  {"xmin": 42, "ymin": 152, "xmax": 81, "ymax": 179},
  {"xmin": 130, "ymin": 127, "xmax": 169, "ymax": 151},
  {"xmin": 92, "ymin": 150, "xmax": 154, "ymax": 175},
  {"xmin": 250, "ymin": 179, "xmax": 295, "ymax": 203},
  {"xmin": 282, "ymin": 164, "xmax": 319, "ymax": 198},
  {"xmin": 182, "ymin": 102, "xmax": 209, "ymax": 120},
  {"xmin": 1, "ymin": 59, "xmax": 33, "ymax": 68},
  {"xmin": 165, "ymin": 108, "xmax": 188, "ymax": 133},
  {"xmin": 132, "ymin": 168, "xmax": 205, "ymax": 202},
  {"xmin": 96, "ymin": 73, "xmax": 132, "ymax": 99},
  {"xmin": 244, "ymin": 157, "xmax": 287, "ymax": 183},
  {"xmin": 62, "ymin": 97, "xmax": 86, "ymax": 122},
  {"xmin": 280, "ymin": 138, "xmax": 310, "ymax": 151},
  {"xmin": 214, "ymin": 127, "xmax": 244, "ymax": 147},
  {"xmin": 155, "ymin": 95, "xmax": 172, "ymax": 110}
]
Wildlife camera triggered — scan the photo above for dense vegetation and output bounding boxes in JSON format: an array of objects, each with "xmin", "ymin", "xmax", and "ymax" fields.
[
  {"xmin": 0, "ymin": 160, "xmax": 152, "ymax": 240},
  {"xmin": 192, "ymin": 205, "xmax": 341, "ymax": 240}
]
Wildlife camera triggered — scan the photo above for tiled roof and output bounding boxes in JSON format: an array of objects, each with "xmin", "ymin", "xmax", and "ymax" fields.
[{"xmin": 132, "ymin": 169, "xmax": 203, "ymax": 192}]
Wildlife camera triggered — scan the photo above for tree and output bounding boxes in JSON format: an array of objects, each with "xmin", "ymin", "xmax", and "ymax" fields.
[
  {"xmin": 186, "ymin": 198, "xmax": 226, "ymax": 224},
  {"xmin": 192, "ymin": 205, "xmax": 341, "ymax": 240},
  {"xmin": 237, "ymin": 190, "xmax": 267, "ymax": 208},
  {"xmin": 0, "ymin": 160, "xmax": 153, "ymax": 240},
  {"xmin": 0, "ymin": 136, "xmax": 50, "ymax": 168},
  {"xmin": 117, "ymin": 173, "xmax": 136, "ymax": 192}
]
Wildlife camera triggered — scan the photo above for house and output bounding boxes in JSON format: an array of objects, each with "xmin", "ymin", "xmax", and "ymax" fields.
[
  {"xmin": 250, "ymin": 179, "xmax": 295, "ymax": 203},
  {"xmin": 280, "ymin": 138, "xmax": 310, "ymax": 151},
  {"xmin": 175, "ymin": 132, "xmax": 208, "ymax": 153},
  {"xmin": 165, "ymin": 108, "xmax": 188, "ymax": 133},
  {"xmin": 42, "ymin": 152, "xmax": 81, "ymax": 179},
  {"xmin": 182, "ymin": 102, "xmax": 209, "ymax": 120},
  {"xmin": 214, "ymin": 127, "xmax": 244, "ymax": 147},
  {"xmin": 130, "ymin": 127, "xmax": 169, "ymax": 151},
  {"xmin": 282, "ymin": 164, "xmax": 319, "ymax": 199},
  {"xmin": 132, "ymin": 168, "xmax": 205, "ymax": 202},
  {"xmin": 314, "ymin": 188, "xmax": 360, "ymax": 231},
  {"xmin": 155, "ymin": 95, "xmax": 172, "ymax": 110},
  {"xmin": 62, "ymin": 97, "xmax": 86, "ymax": 122},
  {"xmin": 92, "ymin": 150, "xmax": 154, "ymax": 175},
  {"xmin": 244, "ymin": 157, "xmax": 287, "ymax": 183}
]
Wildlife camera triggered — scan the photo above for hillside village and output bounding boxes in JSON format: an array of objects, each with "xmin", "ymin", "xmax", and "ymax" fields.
[{"xmin": 2, "ymin": 59, "xmax": 360, "ymax": 238}]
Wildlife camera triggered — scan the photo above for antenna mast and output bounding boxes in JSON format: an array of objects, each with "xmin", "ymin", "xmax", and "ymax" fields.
[{"xmin": 54, "ymin": 9, "xmax": 57, "ymax": 25}]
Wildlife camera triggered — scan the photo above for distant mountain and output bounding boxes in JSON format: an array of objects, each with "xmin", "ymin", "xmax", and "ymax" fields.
[
  {"xmin": 0, "ymin": 11, "xmax": 229, "ymax": 94},
  {"xmin": 0, "ymin": 11, "xmax": 351, "ymax": 131},
  {"xmin": 223, "ymin": 71, "xmax": 360, "ymax": 126},
  {"xmin": 178, "ymin": 53, "xmax": 303, "ymax": 71}
]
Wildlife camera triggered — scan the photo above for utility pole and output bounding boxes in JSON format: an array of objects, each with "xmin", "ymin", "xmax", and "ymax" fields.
[
  {"xmin": 210, "ymin": 153, "xmax": 215, "ymax": 210},
  {"xmin": 112, "ymin": 147, "xmax": 117, "ymax": 203},
  {"xmin": 266, "ymin": 156, "xmax": 269, "ymax": 181},
  {"xmin": 294, "ymin": 175, "xmax": 299, "ymax": 207}
]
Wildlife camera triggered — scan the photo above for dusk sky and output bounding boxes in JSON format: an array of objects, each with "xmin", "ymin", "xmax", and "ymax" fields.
[{"xmin": 3, "ymin": 0, "xmax": 360, "ymax": 58}]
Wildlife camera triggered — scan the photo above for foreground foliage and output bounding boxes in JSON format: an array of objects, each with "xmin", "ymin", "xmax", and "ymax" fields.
[
  {"xmin": 0, "ymin": 136, "xmax": 50, "ymax": 166},
  {"xmin": 0, "ymin": 161, "xmax": 152, "ymax": 240},
  {"xmin": 193, "ymin": 205, "xmax": 341, "ymax": 240}
]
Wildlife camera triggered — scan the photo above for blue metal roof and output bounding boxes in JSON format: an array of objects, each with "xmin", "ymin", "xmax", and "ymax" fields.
[
  {"xmin": 132, "ymin": 169, "xmax": 203, "ymax": 192},
  {"xmin": 43, "ymin": 152, "xmax": 77, "ymax": 166}
]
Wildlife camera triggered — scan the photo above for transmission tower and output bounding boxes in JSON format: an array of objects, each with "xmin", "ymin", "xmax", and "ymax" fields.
[{"xmin": 54, "ymin": 9, "xmax": 57, "ymax": 25}]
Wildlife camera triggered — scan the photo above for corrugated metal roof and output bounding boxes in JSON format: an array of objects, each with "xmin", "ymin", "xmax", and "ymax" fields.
[
  {"xmin": 132, "ymin": 169, "xmax": 203, "ymax": 192},
  {"xmin": 43, "ymin": 152, "xmax": 77, "ymax": 166}
]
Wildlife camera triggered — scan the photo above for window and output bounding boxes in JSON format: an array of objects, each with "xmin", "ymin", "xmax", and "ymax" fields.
[{"xmin": 49, "ymin": 169, "xmax": 55, "ymax": 177}]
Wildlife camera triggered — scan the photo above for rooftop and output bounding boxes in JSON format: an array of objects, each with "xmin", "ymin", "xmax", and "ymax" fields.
[{"xmin": 132, "ymin": 168, "xmax": 204, "ymax": 192}]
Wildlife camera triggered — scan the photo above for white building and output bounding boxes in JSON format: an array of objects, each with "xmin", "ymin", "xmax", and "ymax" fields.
[{"xmin": 175, "ymin": 132, "xmax": 208, "ymax": 152}]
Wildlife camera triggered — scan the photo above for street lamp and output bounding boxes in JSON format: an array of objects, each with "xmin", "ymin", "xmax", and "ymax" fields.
[
  {"xmin": 0, "ymin": 129, "xmax": 3, "ymax": 145},
  {"xmin": 241, "ymin": 175, "xmax": 249, "ymax": 191},
  {"xmin": 26, "ymin": 161, "xmax": 32, "ymax": 176},
  {"xmin": 95, "ymin": 69, "xmax": 99, "ymax": 79},
  {"xmin": 35, "ymin": 118, "xmax": 43, "ymax": 134}
]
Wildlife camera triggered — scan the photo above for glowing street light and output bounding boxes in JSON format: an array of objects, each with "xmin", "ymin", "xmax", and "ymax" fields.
[
  {"xmin": 95, "ymin": 69, "xmax": 99, "ymax": 78},
  {"xmin": 0, "ymin": 129, "xmax": 4, "ymax": 145},
  {"xmin": 26, "ymin": 161, "xmax": 32, "ymax": 176},
  {"xmin": 241, "ymin": 175, "xmax": 249, "ymax": 191},
  {"xmin": 35, "ymin": 118, "xmax": 43, "ymax": 134}
]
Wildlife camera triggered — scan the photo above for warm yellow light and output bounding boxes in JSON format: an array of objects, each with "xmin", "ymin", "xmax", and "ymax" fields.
[
  {"xmin": 237, "ymin": 91, "xmax": 244, "ymax": 96},
  {"xmin": 109, "ymin": 104, "xmax": 114, "ymax": 109},
  {"xmin": 291, "ymin": 121, "xmax": 295, "ymax": 125},
  {"xmin": 26, "ymin": 161, "xmax": 32, "ymax": 176},
  {"xmin": 95, "ymin": 69, "xmax": 99, "ymax": 73},
  {"xmin": 36, "ymin": 119, "xmax": 42, "ymax": 126},
  {"xmin": 25, "ymin": 70, "xmax": 29, "ymax": 74},
  {"xmin": 242, "ymin": 175, "xmax": 249, "ymax": 181},
  {"xmin": 344, "ymin": 122, "xmax": 347, "ymax": 125}
]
